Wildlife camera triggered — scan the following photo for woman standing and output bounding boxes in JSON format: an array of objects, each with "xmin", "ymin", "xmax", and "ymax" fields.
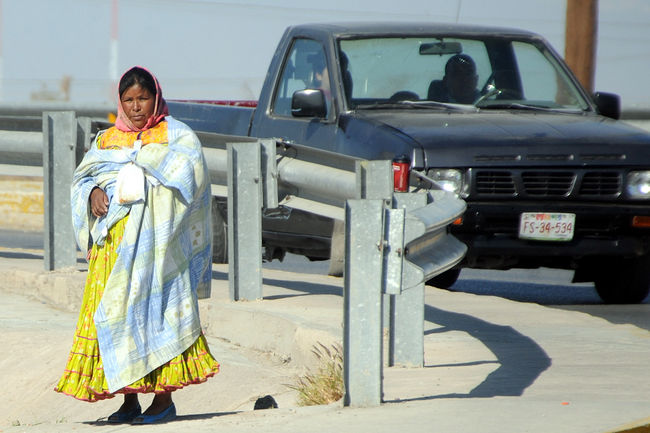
[{"xmin": 55, "ymin": 66, "xmax": 219, "ymax": 424}]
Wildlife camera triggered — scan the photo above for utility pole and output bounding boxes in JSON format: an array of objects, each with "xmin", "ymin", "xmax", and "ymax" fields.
[
  {"xmin": 565, "ymin": 0, "xmax": 598, "ymax": 93},
  {"xmin": 110, "ymin": 0, "xmax": 119, "ymax": 100},
  {"xmin": 0, "ymin": 0, "xmax": 4, "ymax": 102}
]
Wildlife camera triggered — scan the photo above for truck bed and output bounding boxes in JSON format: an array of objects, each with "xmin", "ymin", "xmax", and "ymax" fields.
[{"xmin": 168, "ymin": 100, "xmax": 256, "ymax": 137}]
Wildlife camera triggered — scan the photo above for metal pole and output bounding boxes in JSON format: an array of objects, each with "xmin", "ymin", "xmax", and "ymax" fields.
[
  {"xmin": 388, "ymin": 192, "xmax": 428, "ymax": 367},
  {"xmin": 227, "ymin": 140, "xmax": 263, "ymax": 301},
  {"xmin": 260, "ymin": 138, "xmax": 278, "ymax": 209},
  {"xmin": 343, "ymin": 198, "xmax": 385, "ymax": 407},
  {"xmin": 109, "ymin": 0, "xmax": 119, "ymax": 99},
  {"xmin": 42, "ymin": 111, "xmax": 78, "ymax": 270},
  {"xmin": 355, "ymin": 160, "xmax": 394, "ymax": 342},
  {"xmin": 76, "ymin": 116, "xmax": 92, "ymax": 163},
  {"xmin": 355, "ymin": 160, "xmax": 392, "ymax": 201}
]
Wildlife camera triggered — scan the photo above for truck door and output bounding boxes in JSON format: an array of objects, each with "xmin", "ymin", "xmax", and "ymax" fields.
[{"xmin": 253, "ymin": 38, "xmax": 338, "ymax": 151}]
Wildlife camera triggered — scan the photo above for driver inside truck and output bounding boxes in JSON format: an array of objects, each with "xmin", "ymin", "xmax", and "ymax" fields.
[
  {"xmin": 309, "ymin": 53, "xmax": 332, "ymax": 114},
  {"xmin": 310, "ymin": 55, "xmax": 330, "ymax": 98},
  {"xmin": 428, "ymin": 53, "xmax": 480, "ymax": 104}
]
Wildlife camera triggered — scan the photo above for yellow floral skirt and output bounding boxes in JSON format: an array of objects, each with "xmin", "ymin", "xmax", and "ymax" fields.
[{"xmin": 54, "ymin": 217, "xmax": 220, "ymax": 402}]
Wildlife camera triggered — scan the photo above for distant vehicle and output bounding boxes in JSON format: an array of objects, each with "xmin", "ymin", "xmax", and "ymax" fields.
[{"xmin": 170, "ymin": 22, "xmax": 650, "ymax": 303}]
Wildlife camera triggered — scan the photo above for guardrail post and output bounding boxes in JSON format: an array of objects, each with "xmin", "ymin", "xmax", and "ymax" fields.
[
  {"xmin": 260, "ymin": 138, "xmax": 278, "ymax": 209},
  {"xmin": 43, "ymin": 111, "xmax": 78, "ymax": 271},
  {"xmin": 355, "ymin": 160, "xmax": 394, "ymax": 333},
  {"xmin": 355, "ymin": 160, "xmax": 392, "ymax": 200},
  {"xmin": 227, "ymin": 140, "xmax": 263, "ymax": 301},
  {"xmin": 343, "ymin": 198, "xmax": 385, "ymax": 407},
  {"xmin": 388, "ymin": 192, "xmax": 428, "ymax": 367},
  {"xmin": 76, "ymin": 116, "xmax": 93, "ymax": 163}
]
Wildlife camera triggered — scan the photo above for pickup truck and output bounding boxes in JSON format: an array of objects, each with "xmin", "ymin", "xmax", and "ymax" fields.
[{"xmin": 169, "ymin": 22, "xmax": 650, "ymax": 304}]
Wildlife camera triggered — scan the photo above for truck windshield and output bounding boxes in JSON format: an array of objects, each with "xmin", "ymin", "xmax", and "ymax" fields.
[{"xmin": 338, "ymin": 37, "xmax": 590, "ymax": 112}]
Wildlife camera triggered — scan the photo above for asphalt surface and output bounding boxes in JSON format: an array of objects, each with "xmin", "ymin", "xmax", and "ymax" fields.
[
  {"xmin": 6, "ymin": 227, "xmax": 647, "ymax": 331},
  {"xmin": 0, "ymin": 246, "xmax": 649, "ymax": 433}
]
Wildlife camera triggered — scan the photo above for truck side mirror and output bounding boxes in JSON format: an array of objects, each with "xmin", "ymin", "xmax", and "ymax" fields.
[
  {"xmin": 593, "ymin": 92, "xmax": 620, "ymax": 120},
  {"xmin": 291, "ymin": 89, "xmax": 327, "ymax": 118}
]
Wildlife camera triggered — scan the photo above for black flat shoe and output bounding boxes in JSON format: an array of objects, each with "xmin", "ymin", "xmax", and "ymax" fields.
[
  {"xmin": 106, "ymin": 403, "xmax": 142, "ymax": 423},
  {"xmin": 132, "ymin": 403, "xmax": 176, "ymax": 424}
]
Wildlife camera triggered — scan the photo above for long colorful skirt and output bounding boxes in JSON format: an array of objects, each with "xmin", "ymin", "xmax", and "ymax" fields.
[{"xmin": 54, "ymin": 216, "xmax": 220, "ymax": 402}]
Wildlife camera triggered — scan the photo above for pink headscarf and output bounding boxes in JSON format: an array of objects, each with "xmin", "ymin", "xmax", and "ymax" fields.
[{"xmin": 115, "ymin": 66, "xmax": 169, "ymax": 132}]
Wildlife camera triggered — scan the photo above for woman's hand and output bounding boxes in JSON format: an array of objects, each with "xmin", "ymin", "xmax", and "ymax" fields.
[{"xmin": 90, "ymin": 187, "xmax": 109, "ymax": 217}]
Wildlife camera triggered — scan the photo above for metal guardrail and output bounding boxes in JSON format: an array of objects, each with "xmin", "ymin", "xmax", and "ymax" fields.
[
  {"xmin": 6, "ymin": 111, "xmax": 467, "ymax": 408},
  {"xmin": 0, "ymin": 114, "xmax": 111, "ymax": 167},
  {"xmin": 0, "ymin": 116, "xmax": 44, "ymax": 166},
  {"xmin": 225, "ymin": 142, "xmax": 467, "ymax": 406},
  {"xmin": 198, "ymin": 130, "xmax": 361, "ymax": 218},
  {"xmin": 6, "ymin": 107, "xmax": 650, "ymax": 405}
]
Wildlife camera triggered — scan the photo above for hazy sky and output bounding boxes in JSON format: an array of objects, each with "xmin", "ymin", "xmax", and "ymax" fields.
[{"xmin": 2, "ymin": 0, "xmax": 649, "ymax": 109}]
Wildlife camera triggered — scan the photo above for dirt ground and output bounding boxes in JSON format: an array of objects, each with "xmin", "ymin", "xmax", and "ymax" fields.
[
  {"xmin": 0, "ymin": 289, "xmax": 305, "ymax": 427},
  {"xmin": 3, "ymin": 254, "xmax": 650, "ymax": 433}
]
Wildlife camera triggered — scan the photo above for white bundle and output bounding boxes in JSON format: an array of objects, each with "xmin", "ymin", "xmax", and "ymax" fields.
[
  {"xmin": 115, "ymin": 162, "xmax": 145, "ymax": 204},
  {"xmin": 114, "ymin": 139, "xmax": 145, "ymax": 205}
]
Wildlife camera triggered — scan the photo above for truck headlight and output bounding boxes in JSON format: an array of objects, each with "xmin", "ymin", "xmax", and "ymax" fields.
[
  {"xmin": 428, "ymin": 169, "xmax": 468, "ymax": 197},
  {"xmin": 627, "ymin": 171, "xmax": 650, "ymax": 199}
]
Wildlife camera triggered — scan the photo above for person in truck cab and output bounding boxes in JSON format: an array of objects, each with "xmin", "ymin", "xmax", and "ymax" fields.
[
  {"xmin": 428, "ymin": 53, "xmax": 480, "ymax": 104},
  {"xmin": 311, "ymin": 56, "xmax": 329, "ymax": 94},
  {"xmin": 309, "ymin": 53, "xmax": 332, "ymax": 113}
]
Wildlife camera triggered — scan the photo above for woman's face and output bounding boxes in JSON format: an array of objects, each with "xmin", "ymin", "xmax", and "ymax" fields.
[{"xmin": 120, "ymin": 83, "xmax": 155, "ymax": 129}]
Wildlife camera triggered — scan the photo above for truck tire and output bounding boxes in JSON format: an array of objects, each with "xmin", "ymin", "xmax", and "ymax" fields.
[
  {"xmin": 328, "ymin": 219, "xmax": 345, "ymax": 277},
  {"xmin": 427, "ymin": 268, "xmax": 461, "ymax": 289},
  {"xmin": 594, "ymin": 256, "xmax": 650, "ymax": 304},
  {"xmin": 212, "ymin": 198, "xmax": 228, "ymax": 263}
]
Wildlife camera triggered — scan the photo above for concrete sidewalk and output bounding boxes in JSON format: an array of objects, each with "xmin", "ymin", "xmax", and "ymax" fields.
[{"xmin": 0, "ymin": 248, "xmax": 649, "ymax": 433}]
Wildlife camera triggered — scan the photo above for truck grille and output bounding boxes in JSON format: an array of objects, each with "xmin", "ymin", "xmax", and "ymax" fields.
[
  {"xmin": 579, "ymin": 172, "xmax": 622, "ymax": 195},
  {"xmin": 473, "ymin": 169, "xmax": 622, "ymax": 198},
  {"xmin": 522, "ymin": 171, "xmax": 574, "ymax": 196},
  {"xmin": 476, "ymin": 171, "xmax": 515, "ymax": 194}
]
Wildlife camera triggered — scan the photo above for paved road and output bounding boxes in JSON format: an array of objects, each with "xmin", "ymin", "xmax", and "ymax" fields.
[
  {"xmin": 263, "ymin": 252, "xmax": 650, "ymax": 333},
  {"xmin": 3, "ymin": 229, "xmax": 649, "ymax": 333},
  {"xmin": 0, "ymin": 229, "xmax": 43, "ymax": 250},
  {"xmin": 455, "ymin": 268, "xmax": 650, "ymax": 331}
]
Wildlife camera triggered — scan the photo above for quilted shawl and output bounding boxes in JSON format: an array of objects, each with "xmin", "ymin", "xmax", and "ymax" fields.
[{"xmin": 70, "ymin": 116, "xmax": 212, "ymax": 392}]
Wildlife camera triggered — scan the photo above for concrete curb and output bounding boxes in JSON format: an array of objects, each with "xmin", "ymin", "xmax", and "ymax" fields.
[{"xmin": 201, "ymin": 299, "xmax": 340, "ymax": 369}]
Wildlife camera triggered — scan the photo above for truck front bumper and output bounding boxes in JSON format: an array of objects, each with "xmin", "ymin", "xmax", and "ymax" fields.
[{"xmin": 452, "ymin": 201, "xmax": 650, "ymax": 268}]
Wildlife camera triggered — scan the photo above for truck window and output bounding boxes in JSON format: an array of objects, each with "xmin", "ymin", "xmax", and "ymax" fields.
[
  {"xmin": 338, "ymin": 37, "xmax": 591, "ymax": 110},
  {"xmin": 340, "ymin": 37, "xmax": 490, "ymax": 105},
  {"xmin": 272, "ymin": 38, "xmax": 331, "ymax": 117},
  {"xmin": 511, "ymin": 41, "xmax": 587, "ymax": 109}
]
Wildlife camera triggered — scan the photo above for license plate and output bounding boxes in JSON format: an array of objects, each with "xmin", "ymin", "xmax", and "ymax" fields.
[{"xmin": 518, "ymin": 212, "xmax": 575, "ymax": 241}]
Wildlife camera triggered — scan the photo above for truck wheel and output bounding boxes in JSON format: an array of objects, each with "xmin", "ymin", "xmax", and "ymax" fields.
[
  {"xmin": 328, "ymin": 219, "xmax": 345, "ymax": 277},
  {"xmin": 212, "ymin": 198, "xmax": 228, "ymax": 263},
  {"xmin": 427, "ymin": 268, "xmax": 461, "ymax": 289},
  {"xmin": 594, "ymin": 256, "xmax": 650, "ymax": 304}
]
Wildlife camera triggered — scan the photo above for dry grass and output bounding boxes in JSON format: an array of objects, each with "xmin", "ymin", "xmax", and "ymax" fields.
[{"xmin": 288, "ymin": 342, "xmax": 344, "ymax": 406}]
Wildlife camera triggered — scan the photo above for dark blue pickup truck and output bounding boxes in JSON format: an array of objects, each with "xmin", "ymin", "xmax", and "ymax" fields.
[{"xmin": 170, "ymin": 22, "xmax": 650, "ymax": 303}]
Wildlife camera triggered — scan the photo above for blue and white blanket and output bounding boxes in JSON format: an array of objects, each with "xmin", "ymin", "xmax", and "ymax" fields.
[{"xmin": 71, "ymin": 116, "xmax": 212, "ymax": 392}]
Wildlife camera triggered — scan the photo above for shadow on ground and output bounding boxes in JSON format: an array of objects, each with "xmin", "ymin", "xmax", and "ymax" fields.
[
  {"xmin": 451, "ymin": 275, "xmax": 650, "ymax": 331},
  {"xmin": 385, "ymin": 304, "xmax": 551, "ymax": 403},
  {"xmin": 84, "ymin": 410, "xmax": 240, "ymax": 425}
]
